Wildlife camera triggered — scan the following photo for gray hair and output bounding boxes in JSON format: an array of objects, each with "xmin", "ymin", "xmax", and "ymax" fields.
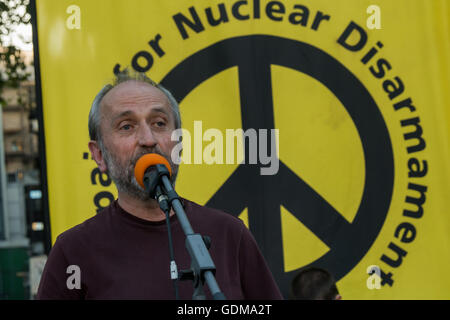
[{"xmin": 88, "ymin": 69, "xmax": 181, "ymax": 143}]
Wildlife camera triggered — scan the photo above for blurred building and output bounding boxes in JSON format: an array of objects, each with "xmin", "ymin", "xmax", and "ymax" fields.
[
  {"xmin": 2, "ymin": 80, "xmax": 39, "ymax": 177},
  {"xmin": 1, "ymin": 49, "xmax": 45, "ymax": 299}
]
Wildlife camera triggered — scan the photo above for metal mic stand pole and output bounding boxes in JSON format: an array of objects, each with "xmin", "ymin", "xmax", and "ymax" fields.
[{"xmin": 148, "ymin": 165, "xmax": 226, "ymax": 300}]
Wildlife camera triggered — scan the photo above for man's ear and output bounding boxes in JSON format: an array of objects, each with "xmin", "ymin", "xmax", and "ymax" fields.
[{"xmin": 88, "ymin": 140, "xmax": 108, "ymax": 173}]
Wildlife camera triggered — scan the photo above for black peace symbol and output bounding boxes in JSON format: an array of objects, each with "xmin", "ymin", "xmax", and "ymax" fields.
[{"xmin": 161, "ymin": 35, "xmax": 394, "ymax": 297}]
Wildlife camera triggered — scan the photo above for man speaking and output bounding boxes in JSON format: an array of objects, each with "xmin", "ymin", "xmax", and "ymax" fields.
[{"xmin": 36, "ymin": 70, "xmax": 283, "ymax": 299}]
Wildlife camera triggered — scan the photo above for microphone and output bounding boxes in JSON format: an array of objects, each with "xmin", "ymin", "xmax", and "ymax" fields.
[
  {"xmin": 134, "ymin": 153, "xmax": 175, "ymax": 222},
  {"xmin": 134, "ymin": 153, "xmax": 172, "ymax": 194},
  {"xmin": 134, "ymin": 153, "xmax": 179, "ymax": 298}
]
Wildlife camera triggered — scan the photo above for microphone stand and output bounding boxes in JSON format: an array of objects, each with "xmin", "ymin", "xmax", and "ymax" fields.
[{"xmin": 144, "ymin": 164, "xmax": 226, "ymax": 300}]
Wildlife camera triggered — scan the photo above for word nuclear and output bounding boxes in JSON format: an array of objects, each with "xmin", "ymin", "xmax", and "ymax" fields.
[{"xmin": 171, "ymin": 121, "xmax": 279, "ymax": 175}]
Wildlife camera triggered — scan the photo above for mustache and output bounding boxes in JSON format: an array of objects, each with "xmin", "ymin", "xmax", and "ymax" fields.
[{"xmin": 130, "ymin": 147, "xmax": 174, "ymax": 169}]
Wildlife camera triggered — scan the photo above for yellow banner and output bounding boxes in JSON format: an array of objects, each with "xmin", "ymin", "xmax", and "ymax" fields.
[{"xmin": 35, "ymin": 0, "xmax": 450, "ymax": 299}]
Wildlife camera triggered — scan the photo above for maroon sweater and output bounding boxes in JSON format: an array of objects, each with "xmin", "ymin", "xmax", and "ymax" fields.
[{"xmin": 37, "ymin": 199, "xmax": 283, "ymax": 300}]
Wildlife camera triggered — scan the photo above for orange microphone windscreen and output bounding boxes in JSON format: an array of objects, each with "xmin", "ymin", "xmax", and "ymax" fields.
[{"xmin": 134, "ymin": 153, "xmax": 172, "ymax": 188}]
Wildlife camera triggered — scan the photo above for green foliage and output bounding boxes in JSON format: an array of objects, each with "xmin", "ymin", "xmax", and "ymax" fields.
[{"xmin": 0, "ymin": 0, "xmax": 32, "ymax": 106}]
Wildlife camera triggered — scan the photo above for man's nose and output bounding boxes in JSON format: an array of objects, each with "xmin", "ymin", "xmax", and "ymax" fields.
[{"xmin": 137, "ymin": 122, "xmax": 157, "ymax": 147}]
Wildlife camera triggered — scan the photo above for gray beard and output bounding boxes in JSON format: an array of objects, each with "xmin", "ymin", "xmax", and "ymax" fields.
[{"xmin": 99, "ymin": 142, "xmax": 179, "ymax": 201}]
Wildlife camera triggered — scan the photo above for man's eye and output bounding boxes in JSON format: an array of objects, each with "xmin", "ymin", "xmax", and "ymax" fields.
[
  {"xmin": 121, "ymin": 124, "xmax": 132, "ymax": 130},
  {"xmin": 155, "ymin": 121, "xmax": 166, "ymax": 127}
]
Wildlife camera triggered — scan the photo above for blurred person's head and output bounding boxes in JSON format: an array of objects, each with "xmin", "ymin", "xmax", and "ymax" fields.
[{"xmin": 290, "ymin": 267, "xmax": 341, "ymax": 300}]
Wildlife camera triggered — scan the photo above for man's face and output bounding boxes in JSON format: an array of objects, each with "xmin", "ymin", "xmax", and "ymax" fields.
[{"xmin": 90, "ymin": 80, "xmax": 179, "ymax": 200}]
